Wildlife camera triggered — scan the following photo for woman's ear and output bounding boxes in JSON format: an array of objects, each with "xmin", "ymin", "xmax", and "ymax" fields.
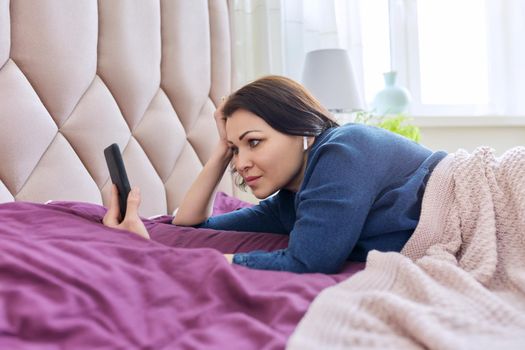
[{"xmin": 303, "ymin": 136, "xmax": 314, "ymax": 151}]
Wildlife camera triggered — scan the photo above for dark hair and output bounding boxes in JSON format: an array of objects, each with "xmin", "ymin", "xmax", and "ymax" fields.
[
  {"xmin": 223, "ymin": 75, "xmax": 338, "ymax": 136},
  {"xmin": 222, "ymin": 75, "xmax": 339, "ymax": 190}
]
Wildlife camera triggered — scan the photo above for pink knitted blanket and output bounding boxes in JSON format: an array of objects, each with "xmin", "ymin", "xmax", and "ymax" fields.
[{"xmin": 289, "ymin": 147, "xmax": 525, "ymax": 349}]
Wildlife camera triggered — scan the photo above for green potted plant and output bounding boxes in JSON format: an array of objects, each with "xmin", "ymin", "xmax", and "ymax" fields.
[{"xmin": 353, "ymin": 110, "xmax": 421, "ymax": 143}]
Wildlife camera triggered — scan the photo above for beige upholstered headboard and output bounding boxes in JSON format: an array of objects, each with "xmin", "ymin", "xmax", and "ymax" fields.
[{"xmin": 0, "ymin": 0, "xmax": 233, "ymax": 217}]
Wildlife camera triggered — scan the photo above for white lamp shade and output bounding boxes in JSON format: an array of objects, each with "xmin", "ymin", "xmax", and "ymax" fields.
[{"xmin": 301, "ymin": 49, "xmax": 364, "ymax": 112}]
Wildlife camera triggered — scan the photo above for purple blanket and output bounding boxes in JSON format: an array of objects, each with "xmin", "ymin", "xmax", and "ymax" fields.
[{"xmin": 0, "ymin": 202, "xmax": 363, "ymax": 349}]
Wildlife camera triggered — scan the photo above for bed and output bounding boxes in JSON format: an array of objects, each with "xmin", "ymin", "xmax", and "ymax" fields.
[
  {"xmin": 3, "ymin": 1, "xmax": 525, "ymax": 349},
  {"xmin": 0, "ymin": 1, "xmax": 364, "ymax": 348}
]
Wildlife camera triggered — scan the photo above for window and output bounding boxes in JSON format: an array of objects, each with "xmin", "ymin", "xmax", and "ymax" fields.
[
  {"xmin": 359, "ymin": 0, "xmax": 391, "ymax": 105},
  {"xmin": 235, "ymin": 0, "xmax": 525, "ymax": 116},
  {"xmin": 361, "ymin": 0, "xmax": 493, "ymax": 116}
]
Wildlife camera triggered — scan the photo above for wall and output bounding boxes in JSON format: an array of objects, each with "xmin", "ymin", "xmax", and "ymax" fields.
[{"xmin": 415, "ymin": 116, "xmax": 525, "ymax": 155}]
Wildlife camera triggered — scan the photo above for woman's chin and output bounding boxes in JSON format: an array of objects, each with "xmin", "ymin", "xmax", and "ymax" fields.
[
  {"xmin": 251, "ymin": 187, "xmax": 277, "ymax": 200},
  {"xmin": 251, "ymin": 190, "xmax": 266, "ymax": 199}
]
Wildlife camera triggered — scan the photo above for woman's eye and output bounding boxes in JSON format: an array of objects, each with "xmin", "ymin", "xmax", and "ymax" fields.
[
  {"xmin": 248, "ymin": 139, "xmax": 260, "ymax": 148},
  {"xmin": 230, "ymin": 147, "xmax": 238, "ymax": 155}
]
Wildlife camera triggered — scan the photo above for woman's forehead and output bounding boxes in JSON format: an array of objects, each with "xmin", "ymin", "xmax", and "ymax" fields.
[{"xmin": 226, "ymin": 109, "xmax": 272, "ymax": 132}]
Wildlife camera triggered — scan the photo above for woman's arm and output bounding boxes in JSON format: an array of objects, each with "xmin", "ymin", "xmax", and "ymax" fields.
[
  {"xmin": 103, "ymin": 184, "xmax": 234, "ymax": 263},
  {"xmin": 172, "ymin": 101, "xmax": 233, "ymax": 226},
  {"xmin": 172, "ymin": 143, "xmax": 232, "ymax": 226}
]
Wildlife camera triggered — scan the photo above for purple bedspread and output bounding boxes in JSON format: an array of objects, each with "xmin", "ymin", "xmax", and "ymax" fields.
[{"xmin": 0, "ymin": 201, "xmax": 363, "ymax": 349}]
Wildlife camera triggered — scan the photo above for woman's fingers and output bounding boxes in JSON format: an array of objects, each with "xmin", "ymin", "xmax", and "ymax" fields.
[
  {"xmin": 122, "ymin": 187, "xmax": 150, "ymax": 239},
  {"xmin": 123, "ymin": 187, "xmax": 141, "ymax": 221},
  {"xmin": 103, "ymin": 184, "xmax": 121, "ymax": 226},
  {"xmin": 214, "ymin": 95, "xmax": 227, "ymax": 118},
  {"xmin": 214, "ymin": 96, "xmax": 229, "ymax": 142}
]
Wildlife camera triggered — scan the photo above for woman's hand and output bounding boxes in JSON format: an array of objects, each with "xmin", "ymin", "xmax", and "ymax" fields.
[
  {"xmin": 214, "ymin": 97, "xmax": 230, "ymax": 148},
  {"xmin": 103, "ymin": 185, "xmax": 150, "ymax": 240}
]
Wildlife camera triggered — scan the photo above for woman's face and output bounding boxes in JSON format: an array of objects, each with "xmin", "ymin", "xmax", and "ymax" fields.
[{"xmin": 226, "ymin": 109, "xmax": 307, "ymax": 199}]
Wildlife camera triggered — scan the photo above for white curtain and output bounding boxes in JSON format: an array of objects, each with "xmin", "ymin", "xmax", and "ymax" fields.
[
  {"xmin": 231, "ymin": 0, "xmax": 364, "ymax": 94},
  {"xmin": 487, "ymin": 0, "xmax": 525, "ymax": 116},
  {"xmin": 230, "ymin": 0, "xmax": 284, "ymax": 89}
]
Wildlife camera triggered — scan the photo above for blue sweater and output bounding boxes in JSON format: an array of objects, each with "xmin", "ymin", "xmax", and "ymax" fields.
[{"xmin": 197, "ymin": 124, "xmax": 447, "ymax": 273}]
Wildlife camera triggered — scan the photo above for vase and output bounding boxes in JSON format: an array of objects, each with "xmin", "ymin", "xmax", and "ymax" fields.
[{"xmin": 372, "ymin": 71, "xmax": 411, "ymax": 115}]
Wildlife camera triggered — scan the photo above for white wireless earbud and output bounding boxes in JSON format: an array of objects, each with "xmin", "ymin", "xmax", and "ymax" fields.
[{"xmin": 303, "ymin": 136, "xmax": 308, "ymax": 151}]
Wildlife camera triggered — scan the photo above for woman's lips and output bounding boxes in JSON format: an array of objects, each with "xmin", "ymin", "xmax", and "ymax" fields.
[{"xmin": 245, "ymin": 176, "xmax": 261, "ymax": 185}]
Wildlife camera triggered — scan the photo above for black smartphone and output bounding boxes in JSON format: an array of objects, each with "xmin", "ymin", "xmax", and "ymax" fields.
[{"xmin": 104, "ymin": 143, "xmax": 131, "ymax": 221}]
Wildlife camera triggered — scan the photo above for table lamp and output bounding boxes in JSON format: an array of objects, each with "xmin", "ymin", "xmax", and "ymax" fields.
[{"xmin": 301, "ymin": 48, "xmax": 365, "ymax": 113}]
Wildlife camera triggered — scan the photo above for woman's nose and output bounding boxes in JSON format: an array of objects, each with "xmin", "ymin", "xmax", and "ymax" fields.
[{"xmin": 235, "ymin": 151, "xmax": 253, "ymax": 173}]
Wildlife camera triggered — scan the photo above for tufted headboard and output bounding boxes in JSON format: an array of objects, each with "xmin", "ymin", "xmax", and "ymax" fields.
[{"xmin": 0, "ymin": 0, "xmax": 233, "ymax": 217}]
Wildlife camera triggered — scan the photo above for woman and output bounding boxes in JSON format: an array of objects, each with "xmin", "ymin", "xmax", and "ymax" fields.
[{"xmin": 104, "ymin": 76, "xmax": 447, "ymax": 274}]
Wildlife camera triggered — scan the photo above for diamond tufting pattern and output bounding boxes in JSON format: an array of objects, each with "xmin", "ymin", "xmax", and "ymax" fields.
[{"xmin": 0, "ymin": 0, "xmax": 233, "ymax": 217}]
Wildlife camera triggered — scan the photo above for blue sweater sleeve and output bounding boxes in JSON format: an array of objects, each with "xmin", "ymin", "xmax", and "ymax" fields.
[
  {"xmin": 233, "ymin": 133, "xmax": 383, "ymax": 273},
  {"xmin": 194, "ymin": 194, "xmax": 289, "ymax": 234}
]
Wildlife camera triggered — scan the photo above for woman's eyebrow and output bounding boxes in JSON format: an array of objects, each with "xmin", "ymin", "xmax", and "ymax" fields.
[{"xmin": 238, "ymin": 130, "xmax": 262, "ymax": 141}]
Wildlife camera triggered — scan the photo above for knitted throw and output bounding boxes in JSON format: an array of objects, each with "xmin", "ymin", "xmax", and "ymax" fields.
[{"xmin": 288, "ymin": 147, "xmax": 525, "ymax": 349}]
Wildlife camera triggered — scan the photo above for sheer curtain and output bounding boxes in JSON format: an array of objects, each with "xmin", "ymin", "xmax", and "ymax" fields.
[
  {"xmin": 487, "ymin": 0, "xmax": 525, "ymax": 116},
  {"xmin": 230, "ymin": 0, "xmax": 284, "ymax": 89},
  {"xmin": 231, "ymin": 0, "xmax": 364, "ymax": 94}
]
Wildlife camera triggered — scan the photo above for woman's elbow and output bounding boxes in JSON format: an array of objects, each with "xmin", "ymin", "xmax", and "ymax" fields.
[{"xmin": 171, "ymin": 216, "xmax": 205, "ymax": 227}]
